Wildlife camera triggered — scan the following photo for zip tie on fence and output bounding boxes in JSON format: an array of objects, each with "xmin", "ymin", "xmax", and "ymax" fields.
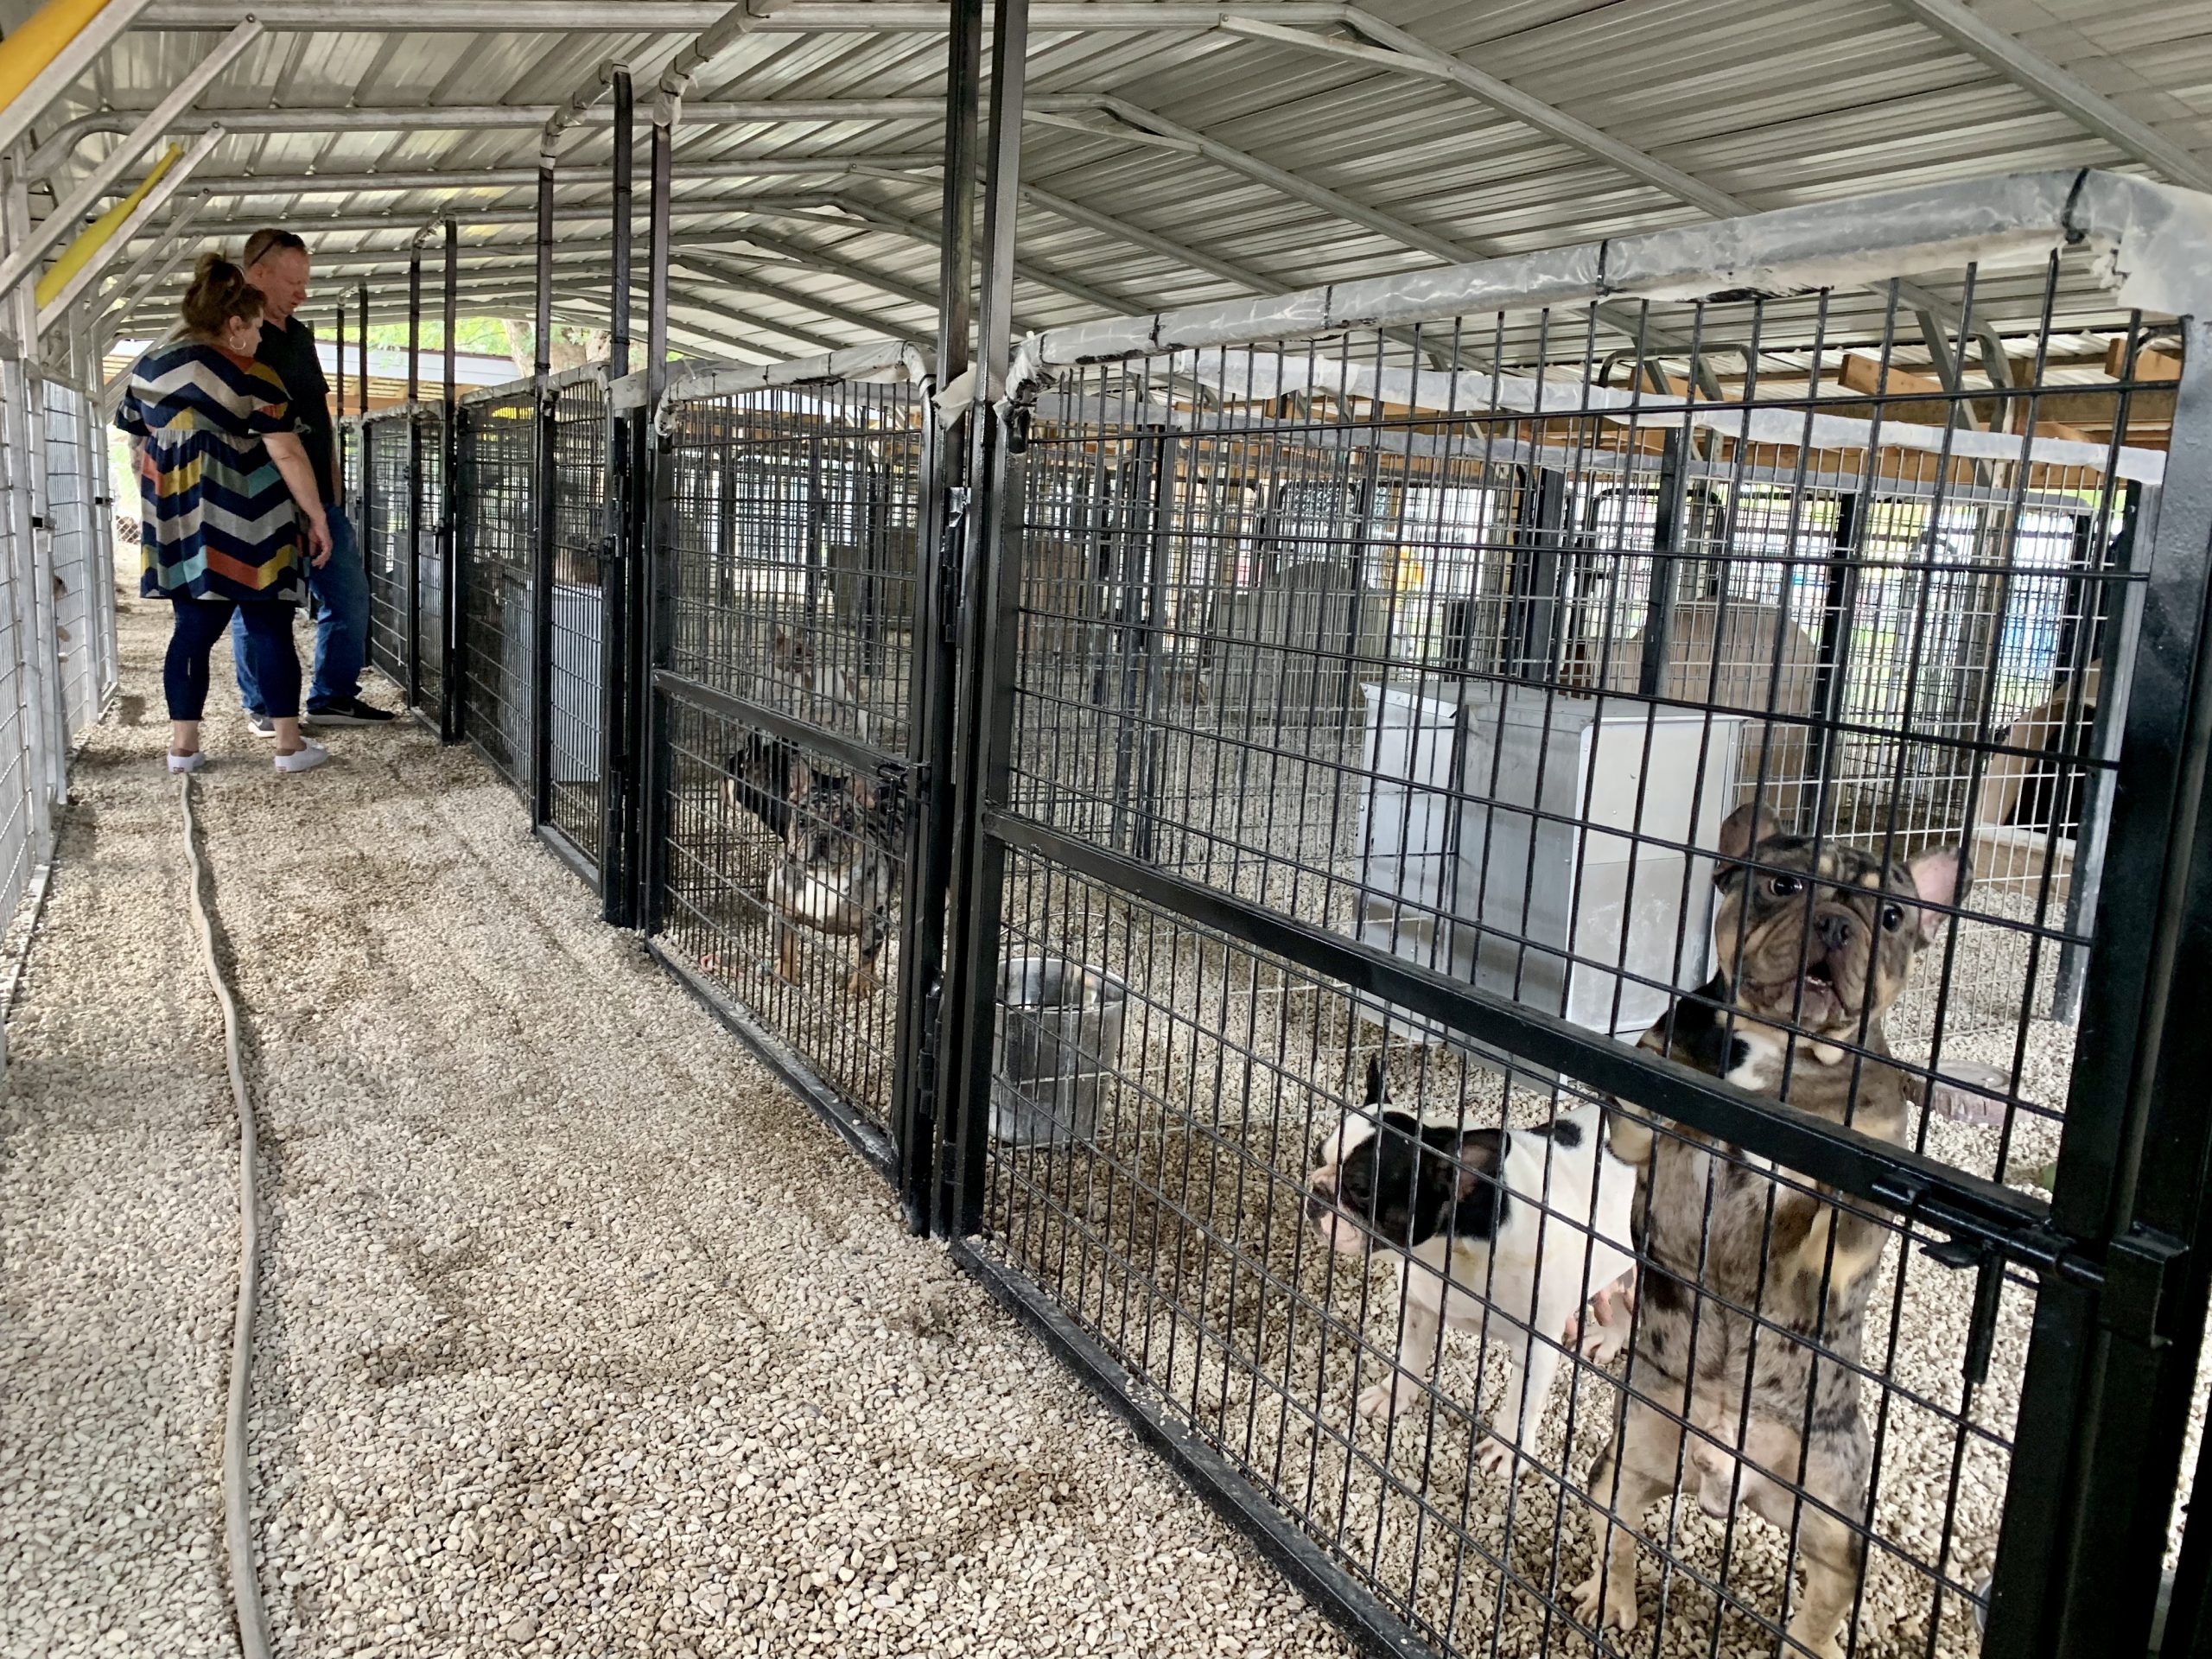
[{"xmin": 178, "ymin": 774, "xmax": 274, "ymax": 1659}]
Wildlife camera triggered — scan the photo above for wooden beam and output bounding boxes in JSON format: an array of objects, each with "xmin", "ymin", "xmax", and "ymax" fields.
[
  {"xmin": 1838, "ymin": 353, "xmax": 2091, "ymax": 442},
  {"xmin": 2103, "ymin": 338, "xmax": 2183, "ymax": 382}
]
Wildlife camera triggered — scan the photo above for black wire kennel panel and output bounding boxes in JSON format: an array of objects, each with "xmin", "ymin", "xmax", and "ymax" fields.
[
  {"xmin": 645, "ymin": 359, "xmax": 927, "ymax": 1173},
  {"xmin": 951, "ymin": 175, "xmax": 2212, "ymax": 1659},
  {"xmin": 361, "ymin": 412, "xmax": 411, "ymax": 689},
  {"xmin": 456, "ymin": 391, "xmax": 536, "ymax": 791},
  {"xmin": 413, "ymin": 406, "xmax": 448, "ymax": 721},
  {"xmin": 548, "ymin": 371, "xmax": 610, "ymax": 870},
  {"xmin": 998, "ymin": 286, "xmax": 2159, "ymax": 1185},
  {"xmin": 652, "ymin": 688, "xmax": 908, "ymax": 1162},
  {"xmin": 969, "ymin": 846, "xmax": 2033, "ymax": 1659},
  {"xmin": 660, "ymin": 378, "xmax": 924, "ymax": 756}
]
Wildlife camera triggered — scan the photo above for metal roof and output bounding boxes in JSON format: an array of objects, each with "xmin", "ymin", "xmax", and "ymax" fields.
[{"xmin": 10, "ymin": 0, "xmax": 2212, "ymax": 367}]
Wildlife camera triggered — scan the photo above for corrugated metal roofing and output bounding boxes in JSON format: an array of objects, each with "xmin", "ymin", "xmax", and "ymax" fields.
[{"xmin": 9, "ymin": 0, "xmax": 2212, "ymax": 365}]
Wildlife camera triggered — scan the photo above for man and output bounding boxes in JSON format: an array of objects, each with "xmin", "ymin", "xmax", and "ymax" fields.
[{"xmin": 230, "ymin": 227, "xmax": 395, "ymax": 731}]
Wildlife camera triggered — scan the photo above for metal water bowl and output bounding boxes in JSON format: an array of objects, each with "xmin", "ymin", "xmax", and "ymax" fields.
[{"xmin": 989, "ymin": 956, "xmax": 1128, "ymax": 1147}]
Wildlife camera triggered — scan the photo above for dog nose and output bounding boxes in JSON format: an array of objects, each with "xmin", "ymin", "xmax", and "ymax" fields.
[
  {"xmin": 1304, "ymin": 1185, "xmax": 1332, "ymax": 1224},
  {"xmin": 1816, "ymin": 912, "xmax": 1854, "ymax": 952}
]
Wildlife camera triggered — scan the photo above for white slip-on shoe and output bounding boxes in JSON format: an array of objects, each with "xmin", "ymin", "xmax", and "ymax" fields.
[
  {"xmin": 167, "ymin": 750, "xmax": 207, "ymax": 772},
  {"xmin": 273, "ymin": 739, "xmax": 328, "ymax": 775}
]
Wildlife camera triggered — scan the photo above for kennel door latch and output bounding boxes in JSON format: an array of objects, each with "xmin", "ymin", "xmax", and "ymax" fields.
[
  {"xmin": 937, "ymin": 486, "xmax": 971, "ymax": 646},
  {"xmin": 1878, "ymin": 1174, "xmax": 2102, "ymax": 1292},
  {"xmin": 2101, "ymin": 1226, "xmax": 2190, "ymax": 1351}
]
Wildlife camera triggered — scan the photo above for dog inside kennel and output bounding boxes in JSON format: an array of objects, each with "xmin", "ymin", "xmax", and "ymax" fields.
[{"xmin": 12, "ymin": 4, "xmax": 2212, "ymax": 1657}]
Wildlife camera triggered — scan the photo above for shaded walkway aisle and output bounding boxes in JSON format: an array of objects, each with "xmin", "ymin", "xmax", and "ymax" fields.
[{"xmin": 2, "ymin": 595, "xmax": 1354, "ymax": 1659}]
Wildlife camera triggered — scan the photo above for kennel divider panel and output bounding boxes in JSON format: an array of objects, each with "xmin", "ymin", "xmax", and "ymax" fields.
[
  {"xmin": 454, "ymin": 384, "xmax": 537, "ymax": 793},
  {"xmin": 643, "ymin": 351, "xmax": 933, "ymax": 1185},
  {"xmin": 943, "ymin": 172, "xmax": 2209, "ymax": 1659},
  {"xmin": 360, "ymin": 407, "xmax": 413, "ymax": 692},
  {"xmin": 411, "ymin": 403, "xmax": 447, "ymax": 734},
  {"xmin": 539, "ymin": 365, "xmax": 612, "ymax": 890}
]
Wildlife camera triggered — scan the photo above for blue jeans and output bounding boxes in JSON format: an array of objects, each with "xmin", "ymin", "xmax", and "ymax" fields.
[
  {"xmin": 171, "ymin": 601, "xmax": 300, "ymax": 721},
  {"xmin": 233, "ymin": 501, "xmax": 368, "ymax": 715}
]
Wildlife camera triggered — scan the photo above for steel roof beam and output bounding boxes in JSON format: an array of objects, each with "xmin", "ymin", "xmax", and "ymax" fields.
[
  {"xmin": 134, "ymin": 3, "xmax": 1349, "ymax": 29},
  {"xmin": 1888, "ymin": 0, "xmax": 2212, "ymax": 194},
  {"xmin": 1, "ymin": 18, "xmax": 260, "ymax": 296},
  {"xmin": 86, "ymin": 156, "xmax": 938, "ymax": 201},
  {"xmin": 1220, "ymin": 12, "xmax": 1741, "ymax": 219},
  {"xmin": 672, "ymin": 250, "xmax": 930, "ymax": 346},
  {"xmin": 1033, "ymin": 92, "xmax": 1494, "ymax": 264}
]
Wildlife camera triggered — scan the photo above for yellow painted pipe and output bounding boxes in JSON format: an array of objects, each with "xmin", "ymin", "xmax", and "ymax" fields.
[
  {"xmin": 0, "ymin": 0, "xmax": 118, "ymax": 118},
  {"xmin": 35, "ymin": 142, "xmax": 179, "ymax": 309}
]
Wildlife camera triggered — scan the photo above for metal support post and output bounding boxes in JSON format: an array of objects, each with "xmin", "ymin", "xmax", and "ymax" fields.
[
  {"xmin": 404, "ymin": 239, "xmax": 423, "ymax": 708},
  {"xmin": 529, "ymin": 143, "xmax": 556, "ymax": 828},
  {"xmin": 597, "ymin": 65, "xmax": 634, "ymax": 925},
  {"xmin": 441, "ymin": 216, "xmax": 460, "ymax": 742},
  {"xmin": 938, "ymin": 0, "xmax": 1028, "ymax": 1238},
  {"xmin": 892, "ymin": 0, "xmax": 984, "ymax": 1233}
]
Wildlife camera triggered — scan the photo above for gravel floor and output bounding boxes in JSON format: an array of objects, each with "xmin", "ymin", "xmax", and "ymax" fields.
[{"xmin": 0, "ymin": 596, "xmax": 1357, "ymax": 1659}]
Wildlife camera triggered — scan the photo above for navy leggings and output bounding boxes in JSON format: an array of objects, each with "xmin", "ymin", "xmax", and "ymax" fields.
[{"xmin": 167, "ymin": 600, "xmax": 300, "ymax": 721}]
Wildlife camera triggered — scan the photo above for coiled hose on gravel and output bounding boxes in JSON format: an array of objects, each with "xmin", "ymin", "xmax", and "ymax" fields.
[{"xmin": 179, "ymin": 774, "xmax": 274, "ymax": 1659}]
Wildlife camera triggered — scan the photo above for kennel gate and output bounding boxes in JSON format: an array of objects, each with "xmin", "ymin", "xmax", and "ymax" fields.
[
  {"xmin": 455, "ymin": 379, "xmax": 537, "ymax": 791},
  {"xmin": 928, "ymin": 171, "xmax": 2212, "ymax": 1659},
  {"xmin": 353, "ymin": 367, "xmax": 614, "ymax": 892},
  {"xmin": 636, "ymin": 345, "xmax": 941, "ymax": 1199}
]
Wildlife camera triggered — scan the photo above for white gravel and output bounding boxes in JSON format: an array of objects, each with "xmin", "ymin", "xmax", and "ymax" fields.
[
  {"xmin": 0, "ymin": 596, "xmax": 1357, "ymax": 1659},
  {"xmin": 0, "ymin": 612, "xmax": 242, "ymax": 1657}
]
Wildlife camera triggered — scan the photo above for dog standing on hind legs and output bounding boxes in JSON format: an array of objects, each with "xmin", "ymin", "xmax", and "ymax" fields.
[{"xmin": 1573, "ymin": 801, "xmax": 1970, "ymax": 1659}]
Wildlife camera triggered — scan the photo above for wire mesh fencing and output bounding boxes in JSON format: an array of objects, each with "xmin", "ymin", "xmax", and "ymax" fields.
[
  {"xmin": 360, "ymin": 410, "xmax": 412, "ymax": 691},
  {"xmin": 414, "ymin": 405, "xmax": 448, "ymax": 725},
  {"xmin": 948, "ymin": 172, "xmax": 2204, "ymax": 1659},
  {"xmin": 547, "ymin": 368, "xmax": 610, "ymax": 872},
  {"xmin": 455, "ymin": 383, "xmax": 537, "ymax": 790},
  {"xmin": 645, "ymin": 350, "xmax": 928, "ymax": 1164}
]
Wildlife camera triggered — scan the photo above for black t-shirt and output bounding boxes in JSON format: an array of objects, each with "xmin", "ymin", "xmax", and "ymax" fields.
[{"xmin": 255, "ymin": 315, "xmax": 335, "ymax": 505}]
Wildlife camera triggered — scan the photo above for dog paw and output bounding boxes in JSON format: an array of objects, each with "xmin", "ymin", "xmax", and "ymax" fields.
[
  {"xmin": 1786, "ymin": 1611, "xmax": 1845, "ymax": 1659},
  {"xmin": 1474, "ymin": 1434, "xmax": 1519, "ymax": 1478},
  {"xmin": 845, "ymin": 969, "xmax": 879, "ymax": 997},
  {"xmin": 1570, "ymin": 1570, "xmax": 1637, "ymax": 1635},
  {"xmin": 1355, "ymin": 1381, "xmax": 1402, "ymax": 1422},
  {"xmin": 1580, "ymin": 1320, "xmax": 1629, "ymax": 1365}
]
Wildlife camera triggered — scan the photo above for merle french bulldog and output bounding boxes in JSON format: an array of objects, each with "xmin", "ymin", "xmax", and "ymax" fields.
[
  {"xmin": 1306, "ymin": 1060, "xmax": 1639, "ymax": 1478},
  {"xmin": 1576, "ymin": 800, "xmax": 1969, "ymax": 1659}
]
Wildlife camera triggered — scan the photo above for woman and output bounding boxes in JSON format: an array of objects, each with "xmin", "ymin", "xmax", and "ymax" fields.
[{"xmin": 117, "ymin": 253, "xmax": 333, "ymax": 773}]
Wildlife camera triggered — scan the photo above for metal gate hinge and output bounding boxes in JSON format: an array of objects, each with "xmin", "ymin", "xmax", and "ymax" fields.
[{"xmin": 2101, "ymin": 1227, "xmax": 2189, "ymax": 1349}]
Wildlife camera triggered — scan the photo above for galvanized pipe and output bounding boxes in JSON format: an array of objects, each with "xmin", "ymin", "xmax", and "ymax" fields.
[
  {"xmin": 29, "ymin": 99, "xmax": 946, "ymax": 176},
  {"xmin": 0, "ymin": 18, "xmax": 257, "ymax": 297},
  {"xmin": 35, "ymin": 123, "xmax": 223, "ymax": 337}
]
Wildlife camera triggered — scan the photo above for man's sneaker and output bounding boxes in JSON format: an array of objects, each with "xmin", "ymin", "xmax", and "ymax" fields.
[
  {"xmin": 304, "ymin": 696, "xmax": 397, "ymax": 728},
  {"xmin": 274, "ymin": 740, "xmax": 328, "ymax": 775},
  {"xmin": 245, "ymin": 710, "xmax": 276, "ymax": 739}
]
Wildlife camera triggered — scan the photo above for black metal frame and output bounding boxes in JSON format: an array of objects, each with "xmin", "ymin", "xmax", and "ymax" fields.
[{"xmin": 422, "ymin": 157, "xmax": 2212, "ymax": 1659}]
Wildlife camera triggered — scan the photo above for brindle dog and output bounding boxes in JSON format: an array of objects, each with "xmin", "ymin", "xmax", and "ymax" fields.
[{"xmin": 1573, "ymin": 802, "xmax": 1968, "ymax": 1659}]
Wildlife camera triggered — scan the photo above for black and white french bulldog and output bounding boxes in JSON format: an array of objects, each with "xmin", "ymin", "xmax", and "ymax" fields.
[{"xmin": 1306, "ymin": 1061, "xmax": 1639, "ymax": 1477}]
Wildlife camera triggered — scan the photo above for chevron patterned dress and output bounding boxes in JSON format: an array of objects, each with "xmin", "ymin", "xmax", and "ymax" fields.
[{"xmin": 118, "ymin": 339, "xmax": 305, "ymax": 604}]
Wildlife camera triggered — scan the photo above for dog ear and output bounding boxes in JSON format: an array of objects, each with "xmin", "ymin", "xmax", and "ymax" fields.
[
  {"xmin": 1451, "ymin": 1128, "xmax": 1503, "ymax": 1199},
  {"xmin": 1905, "ymin": 843, "xmax": 1970, "ymax": 946},
  {"xmin": 1363, "ymin": 1057, "xmax": 1388, "ymax": 1109},
  {"xmin": 787, "ymin": 758, "xmax": 813, "ymax": 802},
  {"xmin": 1714, "ymin": 799, "xmax": 1777, "ymax": 884}
]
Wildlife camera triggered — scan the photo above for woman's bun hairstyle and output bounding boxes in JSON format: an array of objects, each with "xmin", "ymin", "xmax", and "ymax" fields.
[{"xmin": 181, "ymin": 252, "xmax": 264, "ymax": 338}]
